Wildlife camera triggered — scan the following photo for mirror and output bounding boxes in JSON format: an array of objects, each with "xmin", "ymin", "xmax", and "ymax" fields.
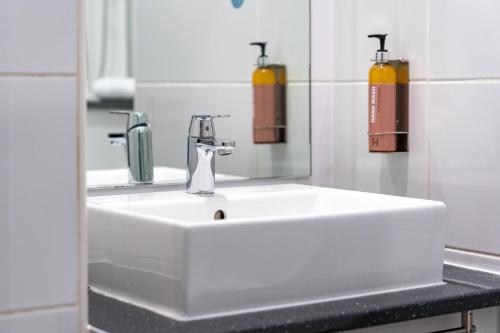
[{"xmin": 86, "ymin": 0, "xmax": 311, "ymax": 188}]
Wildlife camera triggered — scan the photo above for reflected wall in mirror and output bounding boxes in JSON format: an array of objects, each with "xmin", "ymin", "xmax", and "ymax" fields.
[{"xmin": 86, "ymin": 0, "xmax": 311, "ymax": 188}]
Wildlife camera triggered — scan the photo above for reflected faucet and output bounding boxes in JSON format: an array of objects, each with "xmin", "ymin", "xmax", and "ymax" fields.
[
  {"xmin": 108, "ymin": 111, "xmax": 154, "ymax": 184},
  {"xmin": 187, "ymin": 115, "xmax": 235, "ymax": 194}
]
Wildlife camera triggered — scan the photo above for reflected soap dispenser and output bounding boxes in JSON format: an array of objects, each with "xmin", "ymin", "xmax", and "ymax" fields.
[
  {"xmin": 367, "ymin": 34, "xmax": 397, "ymax": 152},
  {"xmin": 250, "ymin": 42, "xmax": 286, "ymax": 144}
]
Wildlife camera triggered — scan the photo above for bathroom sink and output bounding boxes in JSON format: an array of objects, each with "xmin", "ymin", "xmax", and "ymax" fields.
[
  {"xmin": 86, "ymin": 166, "xmax": 244, "ymax": 187},
  {"xmin": 88, "ymin": 184, "xmax": 445, "ymax": 320}
]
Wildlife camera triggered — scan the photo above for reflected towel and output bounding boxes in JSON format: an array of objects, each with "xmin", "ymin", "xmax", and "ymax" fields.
[{"xmin": 92, "ymin": 77, "xmax": 135, "ymax": 100}]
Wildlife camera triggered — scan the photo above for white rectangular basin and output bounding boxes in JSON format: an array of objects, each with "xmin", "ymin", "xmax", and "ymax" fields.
[{"xmin": 88, "ymin": 184, "xmax": 445, "ymax": 320}]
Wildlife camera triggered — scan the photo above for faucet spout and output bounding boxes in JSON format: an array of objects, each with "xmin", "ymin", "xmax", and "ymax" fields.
[
  {"xmin": 196, "ymin": 139, "xmax": 235, "ymax": 155},
  {"xmin": 187, "ymin": 115, "xmax": 235, "ymax": 194},
  {"xmin": 215, "ymin": 139, "xmax": 236, "ymax": 156},
  {"xmin": 109, "ymin": 111, "xmax": 154, "ymax": 185}
]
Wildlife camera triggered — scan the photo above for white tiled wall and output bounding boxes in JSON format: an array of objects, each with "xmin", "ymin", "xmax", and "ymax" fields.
[
  {"xmin": 311, "ymin": 0, "xmax": 500, "ymax": 330},
  {"xmin": 429, "ymin": 82, "xmax": 500, "ymax": 253},
  {"xmin": 86, "ymin": 109, "xmax": 127, "ymax": 170},
  {"xmin": 135, "ymin": 0, "xmax": 309, "ymax": 84},
  {"xmin": 0, "ymin": 0, "xmax": 85, "ymax": 332},
  {"xmin": 312, "ymin": 0, "xmax": 500, "ymax": 257},
  {"xmin": 310, "ymin": 0, "xmax": 335, "ymax": 187},
  {"xmin": 428, "ymin": 0, "xmax": 500, "ymax": 80}
]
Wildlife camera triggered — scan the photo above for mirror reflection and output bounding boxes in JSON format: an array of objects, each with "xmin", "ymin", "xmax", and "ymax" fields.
[{"xmin": 86, "ymin": 0, "xmax": 311, "ymax": 188}]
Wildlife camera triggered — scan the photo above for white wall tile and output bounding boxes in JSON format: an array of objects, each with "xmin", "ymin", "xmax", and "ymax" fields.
[
  {"xmin": 332, "ymin": 0, "xmax": 428, "ymax": 81},
  {"xmin": 136, "ymin": 0, "xmax": 309, "ymax": 83},
  {"xmin": 258, "ymin": 0, "xmax": 310, "ymax": 82},
  {"xmin": 331, "ymin": 0, "xmax": 356, "ymax": 81},
  {"xmin": 331, "ymin": 82, "xmax": 428, "ymax": 199},
  {"xmin": 311, "ymin": 83, "xmax": 334, "ymax": 187},
  {"xmin": 86, "ymin": 109, "xmax": 128, "ymax": 170},
  {"xmin": 330, "ymin": 83, "xmax": 357, "ymax": 189},
  {"xmin": 429, "ymin": 82, "xmax": 500, "ymax": 253},
  {"xmin": 0, "ymin": 77, "xmax": 78, "ymax": 311},
  {"xmin": 136, "ymin": 0, "xmax": 258, "ymax": 82},
  {"xmin": 0, "ymin": 306, "xmax": 78, "ymax": 333},
  {"xmin": 311, "ymin": 0, "xmax": 334, "ymax": 82},
  {"xmin": 0, "ymin": 0, "xmax": 77, "ymax": 74},
  {"xmin": 429, "ymin": 0, "xmax": 500, "ymax": 79}
]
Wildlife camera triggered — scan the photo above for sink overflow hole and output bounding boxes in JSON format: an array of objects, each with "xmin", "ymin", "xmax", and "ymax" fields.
[{"xmin": 214, "ymin": 210, "xmax": 225, "ymax": 220}]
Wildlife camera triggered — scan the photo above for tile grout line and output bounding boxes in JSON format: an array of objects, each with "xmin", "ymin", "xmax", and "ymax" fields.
[
  {"xmin": 351, "ymin": 0, "xmax": 358, "ymax": 191},
  {"xmin": 0, "ymin": 73, "xmax": 76, "ymax": 77},
  {"xmin": 426, "ymin": 0, "xmax": 432, "ymax": 200},
  {"xmin": 0, "ymin": 303, "xmax": 78, "ymax": 317},
  {"xmin": 428, "ymin": 78, "xmax": 500, "ymax": 83},
  {"xmin": 76, "ymin": 0, "xmax": 88, "ymax": 332},
  {"xmin": 75, "ymin": 0, "xmax": 88, "ymax": 333},
  {"xmin": 311, "ymin": 81, "xmax": 337, "ymax": 86},
  {"xmin": 136, "ymin": 81, "xmax": 311, "ymax": 86},
  {"xmin": 329, "ymin": 0, "xmax": 335, "ymax": 187},
  {"xmin": 330, "ymin": 78, "xmax": 500, "ymax": 84}
]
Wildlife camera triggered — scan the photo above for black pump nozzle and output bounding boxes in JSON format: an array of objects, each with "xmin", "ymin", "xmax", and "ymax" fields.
[
  {"xmin": 368, "ymin": 34, "xmax": 389, "ymax": 62},
  {"xmin": 250, "ymin": 42, "xmax": 268, "ymax": 67},
  {"xmin": 250, "ymin": 42, "xmax": 267, "ymax": 57},
  {"xmin": 368, "ymin": 34, "xmax": 388, "ymax": 52}
]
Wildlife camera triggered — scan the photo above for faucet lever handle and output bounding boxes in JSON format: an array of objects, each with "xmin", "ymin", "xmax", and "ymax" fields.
[
  {"xmin": 189, "ymin": 114, "xmax": 231, "ymax": 138},
  {"xmin": 191, "ymin": 114, "xmax": 230, "ymax": 119},
  {"xmin": 110, "ymin": 110, "xmax": 150, "ymax": 129}
]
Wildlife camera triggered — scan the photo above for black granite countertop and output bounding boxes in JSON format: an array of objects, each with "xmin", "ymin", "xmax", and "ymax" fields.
[{"xmin": 89, "ymin": 265, "xmax": 500, "ymax": 333}]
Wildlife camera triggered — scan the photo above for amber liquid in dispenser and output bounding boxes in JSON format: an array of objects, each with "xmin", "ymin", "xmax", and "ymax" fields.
[
  {"xmin": 253, "ymin": 65, "xmax": 278, "ymax": 143},
  {"xmin": 250, "ymin": 42, "xmax": 287, "ymax": 144},
  {"xmin": 368, "ymin": 62, "xmax": 397, "ymax": 152},
  {"xmin": 367, "ymin": 34, "xmax": 398, "ymax": 152}
]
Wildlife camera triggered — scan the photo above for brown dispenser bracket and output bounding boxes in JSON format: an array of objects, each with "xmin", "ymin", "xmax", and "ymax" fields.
[{"xmin": 391, "ymin": 58, "xmax": 409, "ymax": 152}]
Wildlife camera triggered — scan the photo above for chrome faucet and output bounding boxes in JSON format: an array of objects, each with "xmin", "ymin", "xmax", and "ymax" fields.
[
  {"xmin": 109, "ymin": 111, "xmax": 154, "ymax": 184},
  {"xmin": 187, "ymin": 115, "xmax": 235, "ymax": 194}
]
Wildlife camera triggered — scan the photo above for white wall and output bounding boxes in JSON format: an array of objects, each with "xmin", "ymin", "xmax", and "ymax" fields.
[
  {"xmin": 0, "ymin": 0, "xmax": 85, "ymax": 332},
  {"xmin": 86, "ymin": 108, "xmax": 127, "ymax": 170},
  {"xmin": 312, "ymin": 0, "xmax": 500, "ymax": 259},
  {"xmin": 310, "ymin": 0, "xmax": 500, "ymax": 331}
]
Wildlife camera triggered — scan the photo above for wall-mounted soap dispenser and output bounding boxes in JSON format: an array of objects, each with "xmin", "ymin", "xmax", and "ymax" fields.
[
  {"xmin": 367, "ymin": 34, "xmax": 409, "ymax": 153},
  {"xmin": 250, "ymin": 42, "xmax": 287, "ymax": 144}
]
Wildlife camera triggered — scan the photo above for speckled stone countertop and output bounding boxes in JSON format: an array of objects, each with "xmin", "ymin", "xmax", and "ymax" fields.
[{"xmin": 89, "ymin": 265, "xmax": 500, "ymax": 333}]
